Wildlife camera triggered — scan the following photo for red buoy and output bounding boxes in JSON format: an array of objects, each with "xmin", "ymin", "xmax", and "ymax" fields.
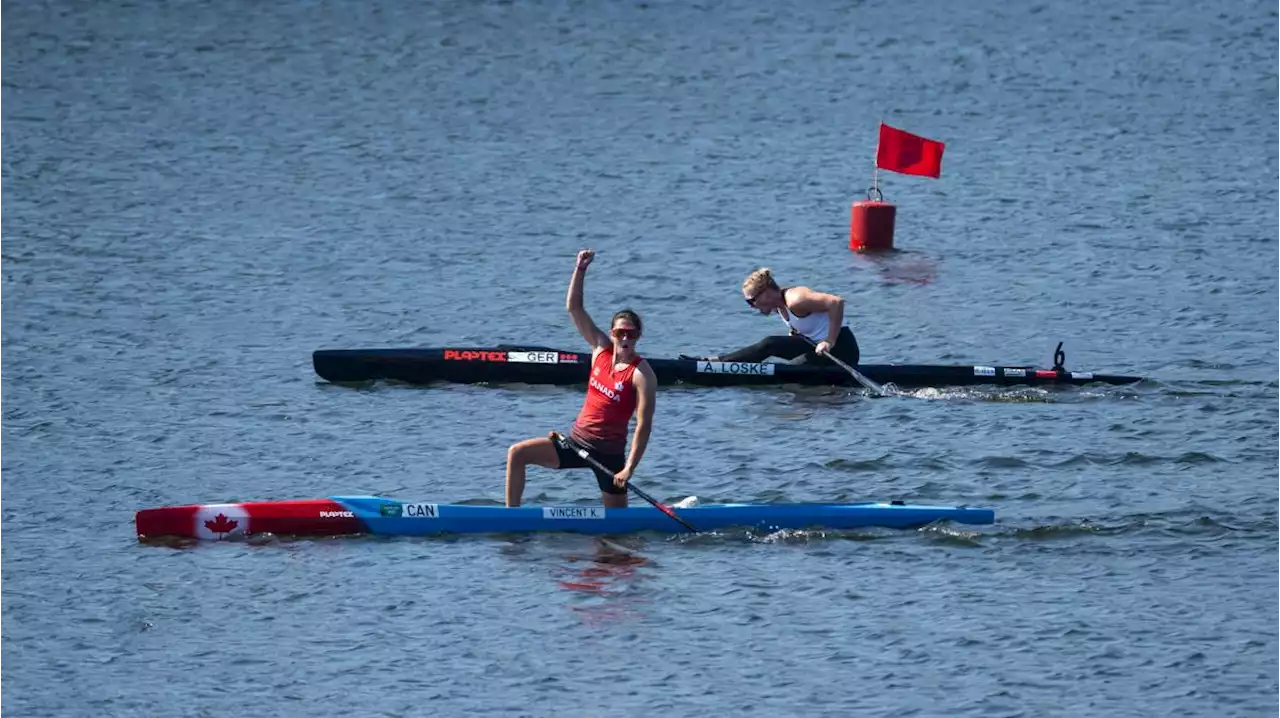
[{"xmin": 849, "ymin": 198, "xmax": 896, "ymax": 252}]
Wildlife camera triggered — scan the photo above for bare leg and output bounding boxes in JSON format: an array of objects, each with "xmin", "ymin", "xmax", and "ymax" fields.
[
  {"xmin": 505, "ymin": 437, "xmax": 560, "ymax": 507},
  {"xmin": 602, "ymin": 491, "xmax": 629, "ymax": 509}
]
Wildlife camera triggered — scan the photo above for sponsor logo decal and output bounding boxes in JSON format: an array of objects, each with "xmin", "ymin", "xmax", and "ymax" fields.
[
  {"xmin": 403, "ymin": 503, "xmax": 438, "ymax": 518},
  {"xmin": 973, "ymin": 366, "xmax": 996, "ymax": 377},
  {"xmin": 1070, "ymin": 372, "xmax": 1094, "ymax": 380},
  {"xmin": 319, "ymin": 510, "xmax": 354, "ymax": 518},
  {"xmin": 507, "ymin": 351, "xmax": 559, "ymax": 364},
  {"xmin": 696, "ymin": 361, "xmax": 776, "ymax": 376},
  {"xmin": 1035, "ymin": 370, "xmax": 1058, "ymax": 378},
  {"xmin": 379, "ymin": 503, "xmax": 403, "ymax": 517},
  {"xmin": 444, "ymin": 350, "xmax": 507, "ymax": 362},
  {"xmin": 542, "ymin": 507, "xmax": 605, "ymax": 520},
  {"xmin": 1003, "ymin": 368, "xmax": 1027, "ymax": 378},
  {"xmin": 558, "ymin": 353, "xmax": 580, "ymax": 362}
]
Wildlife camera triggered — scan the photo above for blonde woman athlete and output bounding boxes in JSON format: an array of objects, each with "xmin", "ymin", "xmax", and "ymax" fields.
[{"xmin": 687, "ymin": 268, "xmax": 861, "ymax": 366}]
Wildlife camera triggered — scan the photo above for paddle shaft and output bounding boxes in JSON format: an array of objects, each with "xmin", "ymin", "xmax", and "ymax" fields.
[
  {"xmin": 552, "ymin": 433, "xmax": 698, "ymax": 533},
  {"xmin": 777, "ymin": 313, "xmax": 888, "ymax": 396},
  {"xmin": 817, "ymin": 347, "xmax": 887, "ymax": 396}
]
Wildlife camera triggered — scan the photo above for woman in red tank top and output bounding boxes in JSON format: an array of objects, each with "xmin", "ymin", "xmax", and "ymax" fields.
[{"xmin": 505, "ymin": 250, "xmax": 658, "ymax": 508}]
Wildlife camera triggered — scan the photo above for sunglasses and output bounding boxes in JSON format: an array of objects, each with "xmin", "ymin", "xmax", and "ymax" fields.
[
  {"xmin": 745, "ymin": 288, "xmax": 769, "ymax": 307},
  {"xmin": 611, "ymin": 327, "xmax": 639, "ymax": 340}
]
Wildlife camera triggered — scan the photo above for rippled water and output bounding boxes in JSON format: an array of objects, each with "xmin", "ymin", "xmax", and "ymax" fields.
[{"xmin": 4, "ymin": 0, "xmax": 1277, "ymax": 715}]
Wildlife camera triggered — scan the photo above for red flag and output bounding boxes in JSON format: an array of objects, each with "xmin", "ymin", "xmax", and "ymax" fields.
[{"xmin": 875, "ymin": 123, "xmax": 945, "ymax": 178}]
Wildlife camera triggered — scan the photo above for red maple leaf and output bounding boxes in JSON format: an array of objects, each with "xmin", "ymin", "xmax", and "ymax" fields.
[{"xmin": 205, "ymin": 514, "xmax": 239, "ymax": 535}]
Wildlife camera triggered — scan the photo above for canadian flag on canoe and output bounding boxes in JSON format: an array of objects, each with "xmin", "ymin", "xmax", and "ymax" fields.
[{"xmin": 135, "ymin": 499, "xmax": 364, "ymax": 540}]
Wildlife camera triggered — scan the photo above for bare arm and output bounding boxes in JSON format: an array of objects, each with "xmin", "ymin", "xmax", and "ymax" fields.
[
  {"xmin": 622, "ymin": 361, "xmax": 657, "ymax": 475},
  {"xmin": 566, "ymin": 250, "xmax": 610, "ymax": 350},
  {"xmin": 787, "ymin": 286, "xmax": 845, "ymax": 343}
]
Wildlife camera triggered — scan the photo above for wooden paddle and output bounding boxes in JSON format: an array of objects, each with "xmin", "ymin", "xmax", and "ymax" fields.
[{"xmin": 551, "ymin": 432, "xmax": 698, "ymax": 533}]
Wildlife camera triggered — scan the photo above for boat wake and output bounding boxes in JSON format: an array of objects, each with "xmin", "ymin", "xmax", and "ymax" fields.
[{"xmin": 967, "ymin": 504, "xmax": 1279, "ymax": 545}]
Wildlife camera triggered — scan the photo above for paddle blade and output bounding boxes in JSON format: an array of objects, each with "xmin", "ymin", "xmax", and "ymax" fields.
[{"xmin": 626, "ymin": 483, "xmax": 698, "ymax": 533}]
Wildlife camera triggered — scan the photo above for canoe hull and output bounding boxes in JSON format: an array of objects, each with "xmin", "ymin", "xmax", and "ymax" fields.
[
  {"xmin": 135, "ymin": 497, "xmax": 996, "ymax": 540},
  {"xmin": 312, "ymin": 347, "xmax": 1141, "ymax": 388}
]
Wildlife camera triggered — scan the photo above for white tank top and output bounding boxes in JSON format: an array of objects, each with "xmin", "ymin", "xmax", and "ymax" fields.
[{"xmin": 780, "ymin": 296, "xmax": 831, "ymax": 342}]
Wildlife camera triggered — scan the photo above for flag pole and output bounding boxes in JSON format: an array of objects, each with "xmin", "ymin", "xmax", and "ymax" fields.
[{"xmin": 871, "ymin": 120, "xmax": 882, "ymax": 200}]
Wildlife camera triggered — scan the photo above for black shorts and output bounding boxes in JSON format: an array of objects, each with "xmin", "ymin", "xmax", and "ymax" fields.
[{"xmin": 552, "ymin": 435, "xmax": 627, "ymax": 495}]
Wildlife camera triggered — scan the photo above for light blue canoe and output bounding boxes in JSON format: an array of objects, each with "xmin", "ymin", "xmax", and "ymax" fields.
[
  {"xmin": 135, "ymin": 496, "xmax": 995, "ymax": 540},
  {"xmin": 337, "ymin": 497, "xmax": 995, "ymax": 536}
]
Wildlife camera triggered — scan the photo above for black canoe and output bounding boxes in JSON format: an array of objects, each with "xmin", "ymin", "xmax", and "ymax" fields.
[{"xmin": 312, "ymin": 345, "xmax": 1143, "ymax": 389}]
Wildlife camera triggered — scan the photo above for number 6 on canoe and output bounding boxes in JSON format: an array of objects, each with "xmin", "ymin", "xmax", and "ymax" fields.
[{"xmin": 551, "ymin": 432, "xmax": 698, "ymax": 533}]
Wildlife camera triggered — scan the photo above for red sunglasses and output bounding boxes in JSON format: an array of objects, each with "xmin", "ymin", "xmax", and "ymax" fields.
[{"xmin": 611, "ymin": 327, "xmax": 639, "ymax": 340}]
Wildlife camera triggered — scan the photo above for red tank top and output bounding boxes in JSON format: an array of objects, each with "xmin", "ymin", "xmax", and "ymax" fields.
[{"xmin": 570, "ymin": 348, "xmax": 640, "ymax": 454}]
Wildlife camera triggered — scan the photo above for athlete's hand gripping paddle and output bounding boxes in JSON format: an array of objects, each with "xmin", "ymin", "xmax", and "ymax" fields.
[
  {"xmin": 551, "ymin": 432, "xmax": 698, "ymax": 533},
  {"xmin": 779, "ymin": 313, "xmax": 890, "ymax": 397}
]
